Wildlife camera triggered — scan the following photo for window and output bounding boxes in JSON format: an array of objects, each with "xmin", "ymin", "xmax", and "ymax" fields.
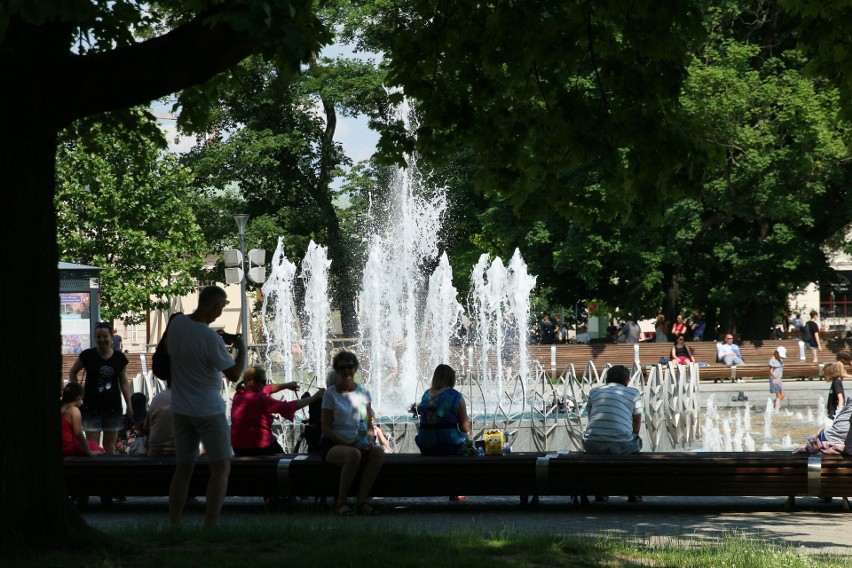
[{"xmin": 820, "ymin": 270, "xmax": 852, "ymax": 319}]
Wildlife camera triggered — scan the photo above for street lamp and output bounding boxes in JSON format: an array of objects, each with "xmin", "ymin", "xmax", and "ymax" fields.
[
  {"xmin": 224, "ymin": 214, "xmax": 266, "ymax": 369},
  {"xmin": 234, "ymin": 213, "xmax": 250, "ymax": 366}
]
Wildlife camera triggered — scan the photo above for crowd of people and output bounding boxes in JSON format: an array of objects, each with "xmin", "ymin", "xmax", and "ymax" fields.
[{"xmin": 62, "ymin": 287, "xmax": 852, "ymax": 520}]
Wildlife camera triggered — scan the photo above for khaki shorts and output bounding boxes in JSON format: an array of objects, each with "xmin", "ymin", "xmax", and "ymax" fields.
[{"xmin": 173, "ymin": 412, "xmax": 232, "ymax": 464}]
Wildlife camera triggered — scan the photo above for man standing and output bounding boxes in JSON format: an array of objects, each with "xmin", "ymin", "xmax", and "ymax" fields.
[
  {"xmin": 802, "ymin": 310, "xmax": 821, "ymax": 363},
  {"xmin": 540, "ymin": 314, "xmax": 556, "ymax": 345},
  {"xmin": 691, "ymin": 309, "xmax": 706, "ymax": 342},
  {"xmin": 618, "ymin": 317, "xmax": 641, "ymax": 344},
  {"xmin": 168, "ymin": 286, "xmax": 246, "ymax": 527},
  {"xmin": 582, "ymin": 364, "xmax": 643, "ymax": 502}
]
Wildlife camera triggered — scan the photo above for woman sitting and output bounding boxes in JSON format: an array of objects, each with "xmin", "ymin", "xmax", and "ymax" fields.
[
  {"xmin": 320, "ymin": 352, "xmax": 385, "ymax": 516},
  {"xmin": 61, "ymin": 382, "xmax": 104, "ymax": 456},
  {"xmin": 231, "ymin": 366, "xmax": 324, "ymax": 456},
  {"xmin": 415, "ymin": 364, "xmax": 472, "ymax": 455},
  {"xmin": 671, "ymin": 334, "xmax": 695, "ymax": 365}
]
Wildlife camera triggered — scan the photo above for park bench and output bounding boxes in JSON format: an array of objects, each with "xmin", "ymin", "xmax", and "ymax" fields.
[
  {"xmin": 62, "ymin": 451, "xmax": 852, "ymax": 510},
  {"xmin": 62, "ymin": 337, "xmax": 845, "ymax": 387}
]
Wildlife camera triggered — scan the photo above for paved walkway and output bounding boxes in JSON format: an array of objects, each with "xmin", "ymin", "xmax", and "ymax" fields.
[
  {"xmin": 80, "ymin": 380, "xmax": 849, "ymax": 554},
  {"xmin": 81, "ymin": 494, "xmax": 852, "ymax": 555}
]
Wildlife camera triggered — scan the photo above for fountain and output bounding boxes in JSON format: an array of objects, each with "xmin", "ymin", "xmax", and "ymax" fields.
[
  {"xmin": 258, "ymin": 136, "xmax": 536, "ymax": 422},
  {"xmin": 764, "ymin": 398, "xmax": 774, "ymax": 438},
  {"xmin": 301, "ymin": 241, "xmax": 331, "ymax": 383},
  {"xmin": 260, "ymin": 237, "xmax": 299, "ymax": 384}
]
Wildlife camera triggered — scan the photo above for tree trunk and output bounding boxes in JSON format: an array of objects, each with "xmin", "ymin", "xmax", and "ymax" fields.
[
  {"xmin": 311, "ymin": 70, "xmax": 358, "ymax": 337},
  {"xmin": 0, "ymin": 106, "xmax": 96, "ymax": 554},
  {"xmin": 717, "ymin": 303, "xmax": 735, "ymax": 336},
  {"xmin": 738, "ymin": 301, "xmax": 776, "ymax": 341},
  {"xmin": 662, "ymin": 267, "xmax": 680, "ymax": 324}
]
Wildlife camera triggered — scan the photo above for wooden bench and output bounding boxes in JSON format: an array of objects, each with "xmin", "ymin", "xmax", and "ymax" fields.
[{"xmin": 62, "ymin": 452, "xmax": 852, "ymax": 510}]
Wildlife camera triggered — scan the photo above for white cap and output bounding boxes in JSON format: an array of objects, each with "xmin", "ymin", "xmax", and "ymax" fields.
[{"xmin": 776, "ymin": 346, "xmax": 787, "ymax": 358}]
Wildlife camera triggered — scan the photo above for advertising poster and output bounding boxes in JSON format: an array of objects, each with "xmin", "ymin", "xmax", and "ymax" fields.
[{"xmin": 60, "ymin": 293, "xmax": 91, "ymax": 354}]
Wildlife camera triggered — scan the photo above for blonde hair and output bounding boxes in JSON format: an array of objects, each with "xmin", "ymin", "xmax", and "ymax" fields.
[{"xmin": 823, "ymin": 362, "xmax": 843, "ymax": 382}]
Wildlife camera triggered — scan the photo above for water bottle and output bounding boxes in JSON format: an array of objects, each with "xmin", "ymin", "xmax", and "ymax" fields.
[
  {"xmin": 357, "ymin": 419, "xmax": 370, "ymax": 449},
  {"xmin": 502, "ymin": 431, "xmax": 511, "ymax": 454}
]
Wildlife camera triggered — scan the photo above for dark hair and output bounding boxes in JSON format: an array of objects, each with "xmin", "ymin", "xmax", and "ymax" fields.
[
  {"xmin": 61, "ymin": 382, "xmax": 83, "ymax": 404},
  {"xmin": 130, "ymin": 392, "xmax": 148, "ymax": 428},
  {"xmin": 674, "ymin": 334, "xmax": 686, "ymax": 342},
  {"xmin": 198, "ymin": 285, "xmax": 228, "ymax": 308},
  {"xmin": 430, "ymin": 364, "xmax": 456, "ymax": 389},
  {"xmin": 810, "ymin": 310, "xmax": 818, "ymax": 318},
  {"xmin": 95, "ymin": 322, "xmax": 113, "ymax": 335},
  {"xmin": 332, "ymin": 350, "xmax": 358, "ymax": 371},
  {"xmin": 605, "ymin": 365, "xmax": 631, "ymax": 385},
  {"xmin": 837, "ymin": 352, "xmax": 852, "ymax": 365}
]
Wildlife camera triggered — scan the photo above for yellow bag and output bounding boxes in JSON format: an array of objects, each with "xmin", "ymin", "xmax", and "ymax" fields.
[{"xmin": 483, "ymin": 429, "xmax": 505, "ymax": 455}]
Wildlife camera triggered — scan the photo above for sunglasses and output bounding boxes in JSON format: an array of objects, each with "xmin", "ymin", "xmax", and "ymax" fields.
[{"xmin": 335, "ymin": 364, "xmax": 356, "ymax": 371}]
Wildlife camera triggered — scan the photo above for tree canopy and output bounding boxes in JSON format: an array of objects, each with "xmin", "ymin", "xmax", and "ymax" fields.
[
  {"xmin": 0, "ymin": 0, "xmax": 326, "ymax": 556},
  {"xmin": 56, "ymin": 115, "xmax": 206, "ymax": 324}
]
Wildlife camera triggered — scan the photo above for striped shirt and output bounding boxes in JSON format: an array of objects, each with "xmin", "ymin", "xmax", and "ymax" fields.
[{"xmin": 583, "ymin": 383, "xmax": 643, "ymax": 443}]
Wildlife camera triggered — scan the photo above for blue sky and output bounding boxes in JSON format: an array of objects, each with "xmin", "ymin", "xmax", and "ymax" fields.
[{"xmin": 155, "ymin": 42, "xmax": 381, "ymax": 184}]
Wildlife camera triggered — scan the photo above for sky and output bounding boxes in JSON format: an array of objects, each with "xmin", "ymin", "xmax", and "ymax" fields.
[{"xmin": 154, "ymin": 41, "xmax": 381, "ymax": 180}]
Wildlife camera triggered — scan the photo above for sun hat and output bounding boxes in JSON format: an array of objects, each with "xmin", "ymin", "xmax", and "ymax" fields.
[{"xmin": 776, "ymin": 346, "xmax": 787, "ymax": 358}]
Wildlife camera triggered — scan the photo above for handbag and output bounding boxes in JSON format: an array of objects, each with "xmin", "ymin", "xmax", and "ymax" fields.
[
  {"xmin": 128, "ymin": 436, "xmax": 148, "ymax": 456},
  {"xmin": 152, "ymin": 313, "xmax": 182, "ymax": 381}
]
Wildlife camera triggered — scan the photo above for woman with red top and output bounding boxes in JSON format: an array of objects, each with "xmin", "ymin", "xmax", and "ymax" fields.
[
  {"xmin": 230, "ymin": 366, "xmax": 324, "ymax": 455},
  {"xmin": 61, "ymin": 382, "xmax": 105, "ymax": 456},
  {"xmin": 671, "ymin": 314, "xmax": 687, "ymax": 337}
]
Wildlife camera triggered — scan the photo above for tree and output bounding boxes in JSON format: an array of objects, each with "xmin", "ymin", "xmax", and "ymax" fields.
[
  {"xmin": 181, "ymin": 54, "xmax": 388, "ymax": 335},
  {"xmin": 674, "ymin": 4, "xmax": 851, "ymax": 339},
  {"xmin": 345, "ymin": 0, "xmax": 850, "ymax": 340},
  {"xmin": 56, "ymin": 116, "xmax": 206, "ymax": 324},
  {"xmin": 0, "ymin": 1, "xmax": 326, "ymax": 556},
  {"xmin": 780, "ymin": 0, "xmax": 852, "ymax": 120},
  {"xmin": 344, "ymin": 0, "xmax": 708, "ymax": 216}
]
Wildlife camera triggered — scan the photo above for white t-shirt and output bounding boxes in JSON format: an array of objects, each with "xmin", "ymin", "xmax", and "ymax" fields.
[
  {"xmin": 167, "ymin": 315, "xmax": 236, "ymax": 416},
  {"xmin": 321, "ymin": 385, "xmax": 371, "ymax": 441}
]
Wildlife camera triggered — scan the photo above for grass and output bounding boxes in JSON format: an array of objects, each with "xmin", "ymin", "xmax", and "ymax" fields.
[{"xmin": 12, "ymin": 521, "xmax": 851, "ymax": 568}]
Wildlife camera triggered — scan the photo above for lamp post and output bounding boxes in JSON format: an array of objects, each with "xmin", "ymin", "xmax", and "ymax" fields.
[{"xmin": 234, "ymin": 213, "xmax": 250, "ymax": 369}]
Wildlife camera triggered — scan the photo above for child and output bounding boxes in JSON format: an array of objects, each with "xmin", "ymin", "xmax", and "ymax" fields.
[
  {"xmin": 371, "ymin": 415, "xmax": 394, "ymax": 453},
  {"xmin": 61, "ymin": 383, "xmax": 105, "ymax": 456},
  {"xmin": 816, "ymin": 363, "xmax": 845, "ymax": 438},
  {"xmin": 769, "ymin": 346, "xmax": 786, "ymax": 411}
]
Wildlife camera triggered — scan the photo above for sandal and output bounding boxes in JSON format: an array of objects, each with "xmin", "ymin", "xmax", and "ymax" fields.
[
  {"xmin": 335, "ymin": 503, "xmax": 355, "ymax": 516},
  {"xmin": 356, "ymin": 502, "xmax": 381, "ymax": 516}
]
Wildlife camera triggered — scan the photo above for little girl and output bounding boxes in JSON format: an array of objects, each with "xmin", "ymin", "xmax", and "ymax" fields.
[
  {"xmin": 61, "ymin": 382, "xmax": 105, "ymax": 456},
  {"xmin": 768, "ymin": 346, "xmax": 786, "ymax": 411}
]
